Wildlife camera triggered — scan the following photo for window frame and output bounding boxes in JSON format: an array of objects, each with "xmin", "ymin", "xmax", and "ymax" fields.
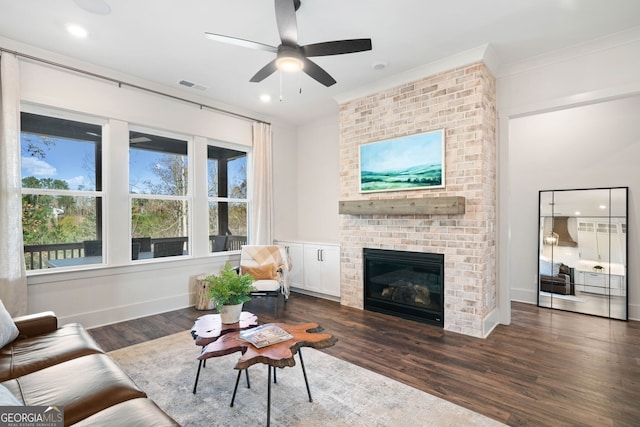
[
  {"xmin": 128, "ymin": 125, "xmax": 193, "ymax": 261},
  {"xmin": 206, "ymin": 139, "xmax": 251, "ymax": 253},
  {"xmin": 20, "ymin": 106, "xmax": 107, "ymax": 271}
]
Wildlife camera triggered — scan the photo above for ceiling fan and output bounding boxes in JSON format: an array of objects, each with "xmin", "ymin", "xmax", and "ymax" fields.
[{"xmin": 205, "ymin": 0, "xmax": 372, "ymax": 87}]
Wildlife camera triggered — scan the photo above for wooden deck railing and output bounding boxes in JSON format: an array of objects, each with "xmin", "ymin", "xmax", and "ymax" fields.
[{"xmin": 24, "ymin": 235, "xmax": 247, "ymax": 270}]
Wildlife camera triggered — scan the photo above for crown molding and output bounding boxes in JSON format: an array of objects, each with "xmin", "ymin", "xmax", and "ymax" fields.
[{"xmin": 333, "ymin": 44, "xmax": 495, "ymax": 104}]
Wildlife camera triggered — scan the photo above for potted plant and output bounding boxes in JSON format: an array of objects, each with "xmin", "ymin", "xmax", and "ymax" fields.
[{"xmin": 205, "ymin": 262, "xmax": 256, "ymax": 323}]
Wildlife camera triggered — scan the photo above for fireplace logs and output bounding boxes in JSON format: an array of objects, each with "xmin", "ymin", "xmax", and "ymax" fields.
[{"xmin": 382, "ymin": 280, "xmax": 431, "ymax": 306}]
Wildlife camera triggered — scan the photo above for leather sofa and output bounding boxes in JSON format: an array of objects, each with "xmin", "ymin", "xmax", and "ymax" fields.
[
  {"xmin": 540, "ymin": 264, "xmax": 575, "ymax": 295},
  {"xmin": 0, "ymin": 311, "xmax": 179, "ymax": 426}
]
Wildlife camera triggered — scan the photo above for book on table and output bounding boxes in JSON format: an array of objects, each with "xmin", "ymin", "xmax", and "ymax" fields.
[{"xmin": 238, "ymin": 324, "xmax": 293, "ymax": 348}]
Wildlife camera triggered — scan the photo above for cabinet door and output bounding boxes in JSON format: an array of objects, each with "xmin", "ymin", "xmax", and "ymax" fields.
[
  {"xmin": 319, "ymin": 245, "xmax": 340, "ymax": 297},
  {"xmin": 577, "ymin": 221, "xmax": 598, "ymax": 261},
  {"xmin": 302, "ymin": 244, "xmax": 341, "ymax": 296},
  {"xmin": 303, "ymin": 246, "xmax": 325, "ymax": 293}
]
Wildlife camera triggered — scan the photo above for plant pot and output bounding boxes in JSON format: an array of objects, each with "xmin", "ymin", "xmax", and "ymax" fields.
[{"xmin": 219, "ymin": 303, "xmax": 244, "ymax": 324}]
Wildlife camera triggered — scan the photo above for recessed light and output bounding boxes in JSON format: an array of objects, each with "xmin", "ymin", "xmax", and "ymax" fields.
[
  {"xmin": 259, "ymin": 94, "xmax": 272, "ymax": 103},
  {"xmin": 599, "ymin": 205, "xmax": 607, "ymax": 210},
  {"xmin": 67, "ymin": 24, "xmax": 88, "ymax": 38},
  {"xmin": 371, "ymin": 61, "xmax": 388, "ymax": 71}
]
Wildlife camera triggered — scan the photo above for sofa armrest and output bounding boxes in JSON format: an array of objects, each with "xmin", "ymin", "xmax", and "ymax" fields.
[{"xmin": 13, "ymin": 311, "xmax": 58, "ymax": 338}]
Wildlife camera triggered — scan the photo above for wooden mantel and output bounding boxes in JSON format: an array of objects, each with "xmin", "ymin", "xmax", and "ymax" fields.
[{"xmin": 338, "ymin": 196, "xmax": 465, "ymax": 215}]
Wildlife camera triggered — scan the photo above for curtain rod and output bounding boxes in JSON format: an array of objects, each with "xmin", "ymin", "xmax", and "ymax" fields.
[{"xmin": 0, "ymin": 47, "xmax": 270, "ymax": 126}]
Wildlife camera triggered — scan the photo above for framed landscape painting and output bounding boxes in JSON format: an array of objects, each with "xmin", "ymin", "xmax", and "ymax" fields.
[{"xmin": 359, "ymin": 129, "xmax": 445, "ymax": 193}]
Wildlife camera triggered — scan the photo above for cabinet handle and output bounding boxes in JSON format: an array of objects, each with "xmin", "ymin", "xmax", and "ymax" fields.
[{"xmin": 317, "ymin": 249, "xmax": 324, "ymax": 262}]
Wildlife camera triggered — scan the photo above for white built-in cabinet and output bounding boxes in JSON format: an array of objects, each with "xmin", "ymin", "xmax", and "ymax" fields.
[
  {"xmin": 577, "ymin": 218, "xmax": 625, "ymax": 264},
  {"xmin": 275, "ymin": 240, "xmax": 340, "ymax": 299},
  {"xmin": 575, "ymin": 270, "xmax": 626, "ymax": 296}
]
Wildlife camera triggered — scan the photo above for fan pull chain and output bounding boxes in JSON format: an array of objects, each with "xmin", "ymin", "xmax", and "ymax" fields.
[{"xmin": 279, "ymin": 71, "xmax": 283, "ymax": 102}]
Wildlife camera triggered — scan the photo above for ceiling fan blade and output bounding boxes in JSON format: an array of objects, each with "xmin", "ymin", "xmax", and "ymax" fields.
[
  {"xmin": 205, "ymin": 32, "xmax": 277, "ymax": 53},
  {"xmin": 301, "ymin": 57, "xmax": 336, "ymax": 87},
  {"xmin": 250, "ymin": 59, "xmax": 279, "ymax": 83},
  {"xmin": 274, "ymin": 0, "xmax": 298, "ymax": 45},
  {"xmin": 303, "ymin": 39, "xmax": 372, "ymax": 57}
]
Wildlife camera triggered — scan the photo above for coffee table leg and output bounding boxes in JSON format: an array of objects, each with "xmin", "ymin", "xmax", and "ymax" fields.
[
  {"xmin": 230, "ymin": 369, "xmax": 243, "ymax": 407},
  {"xmin": 192, "ymin": 359, "xmax": 203, "ymax": 394},
  {"xmin": 298, "ymin": 348, "xmax": 312, "ymax": 402},
  {"xmin": 267, "ymin": 365, "xmax": 272, "ymax": 427}
]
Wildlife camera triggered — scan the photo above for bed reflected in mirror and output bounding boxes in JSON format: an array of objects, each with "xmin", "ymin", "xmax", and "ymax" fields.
[{"xmin": 538, "ymin": 188, "xmax": 628, "ymax": 320}]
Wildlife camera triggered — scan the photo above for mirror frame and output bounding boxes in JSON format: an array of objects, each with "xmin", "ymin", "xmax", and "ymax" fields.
[{"xmin": 537, "ymin": 187, "xmax": 628, "ymax": 320}]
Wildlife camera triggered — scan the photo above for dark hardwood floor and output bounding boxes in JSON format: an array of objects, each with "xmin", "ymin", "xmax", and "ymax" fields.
[{"xmin": 89, "ymin": 294, "xmax": 640, "ymax": 426}]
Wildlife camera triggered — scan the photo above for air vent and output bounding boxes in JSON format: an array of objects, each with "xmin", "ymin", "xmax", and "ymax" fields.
[{"xmin": 179, "ymin": 80, "xmax": 208, "ymax": 91}]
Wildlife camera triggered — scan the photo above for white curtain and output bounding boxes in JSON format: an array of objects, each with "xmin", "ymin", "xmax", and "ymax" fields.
[
  {"xmin": 250, "ymin": 122, "xmax": 273, "ymax": 245},
  {"xmin": 0, "ymin": 52, "xmax": 27, "ymax": 316}
]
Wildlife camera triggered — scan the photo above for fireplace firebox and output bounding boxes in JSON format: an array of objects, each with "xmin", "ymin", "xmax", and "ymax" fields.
[{"xmin": 363, "ymin": 248, "xmax": 444, "ymax": 327}]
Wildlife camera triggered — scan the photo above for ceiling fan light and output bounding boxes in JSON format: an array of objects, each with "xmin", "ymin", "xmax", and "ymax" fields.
[{"xmin": 276, "ymin": 55, "xmax": 303, "ymax": 72}]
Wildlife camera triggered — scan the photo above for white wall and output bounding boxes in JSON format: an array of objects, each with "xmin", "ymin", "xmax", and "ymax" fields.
[
  {"xmin": 498, "ymin": 27, "xmax": 640, "ymax": 321},
  {"xmin": 295, "ymin": 114, "xmax": 340, "ymax": 243},
  {"xmin": 272, "ymin": 122, "xmax": 299, "ymax": 240}
]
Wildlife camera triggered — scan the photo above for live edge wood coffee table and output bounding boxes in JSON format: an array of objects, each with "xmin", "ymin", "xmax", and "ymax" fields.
[{"xmin": 198, "ymin": 322, "xmax": 337, "ymax": 427}]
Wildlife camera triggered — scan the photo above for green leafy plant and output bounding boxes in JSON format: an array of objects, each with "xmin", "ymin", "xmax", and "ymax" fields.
[{"xmin": 206, "ymin": 262, "xmax": 256, "ymax": 307}]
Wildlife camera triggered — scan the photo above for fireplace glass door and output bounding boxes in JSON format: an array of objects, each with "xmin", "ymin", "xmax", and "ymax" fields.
[{"xmin": 364, "ymin": 248, "xmax": 444, "ymax": 326}]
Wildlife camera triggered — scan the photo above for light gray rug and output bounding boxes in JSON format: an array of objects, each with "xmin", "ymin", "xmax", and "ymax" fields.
[{"xmin": 109, "ymin": 332, "xmax": 506, "ymax": 427}]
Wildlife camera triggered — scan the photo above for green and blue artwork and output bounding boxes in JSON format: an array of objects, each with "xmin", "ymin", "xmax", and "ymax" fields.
[{"xmin": 359, "ymin": 129, "xmax": 444, "ymax": 192}]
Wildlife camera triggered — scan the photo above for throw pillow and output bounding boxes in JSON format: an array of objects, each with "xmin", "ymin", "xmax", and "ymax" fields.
[
  {"xmin": 243, "ymin": 264, "xmax": 277, "ymax": 280},
  {"xmin": 0, "ymin": 299, "xmax": 20, "ymax": 349},
  {"xmin": 539, "ymin": 257, "xmax": 561, "ymax": 277},
  {"xmin": 0, "ymin": 384, "xmax": 23, "ymax": 406}
]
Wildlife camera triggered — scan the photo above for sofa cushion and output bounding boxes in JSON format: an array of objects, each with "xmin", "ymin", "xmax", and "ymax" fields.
[
  {"xmin": 71, "ymin": 398, "xmax": 179, "ymax": 427},
  {"xmin": 4, "ymin": 353, "xmax": 147, "ymax": 426},
  {"xmin": 0, "ymin": 323, "xmax": 104, "ymax": 381},
  {"xmin": 0, "ymin": 383, "xmax": 22, "ymax": 406},
  {"xmin": 243, "ymin": 263, "xmax": 277, "ymax": 280},
  {"xmin": 0, "ymin": 300, "xmax": 19, "ymax": 349}
]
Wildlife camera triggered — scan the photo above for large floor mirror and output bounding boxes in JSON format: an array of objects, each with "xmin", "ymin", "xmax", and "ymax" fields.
[{"xmin": 538, "ymin": 187, "xmax": 628, "ymax": 320}]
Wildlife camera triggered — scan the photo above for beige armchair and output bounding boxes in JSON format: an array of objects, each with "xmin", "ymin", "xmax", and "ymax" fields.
[{"xmin": 239, "ymin": 245, "xmax": 291, "ymax": 315}]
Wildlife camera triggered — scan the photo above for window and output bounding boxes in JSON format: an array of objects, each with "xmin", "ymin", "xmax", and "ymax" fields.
[
  {"xmin": 21, "ymin": 109, "xmax": 250, "ymax": 271},
  {"xmin": 129, "ymin": 129, "xmax": 190, "ymax": 259},
  {"xmin": 21, "ymin": 112, "xmax": 104, "ymax": 270},
  {"xmin": 208, "ymin": 145, "xmax": 248, "ymax": 252}
]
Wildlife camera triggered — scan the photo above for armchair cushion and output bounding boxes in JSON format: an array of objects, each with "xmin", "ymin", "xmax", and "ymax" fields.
[
  {"xmin": 0, "ymin": 300, "xmax": 19, "ymax": 349},
  {"xmin": 252, "ymin": 279, "xmax": 281, "ymax": 292}
]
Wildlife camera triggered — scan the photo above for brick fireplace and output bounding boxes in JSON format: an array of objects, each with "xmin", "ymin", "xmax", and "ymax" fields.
[{"xmin": 338, "ymin": 61, "xmax": 497, "ymax": 338}]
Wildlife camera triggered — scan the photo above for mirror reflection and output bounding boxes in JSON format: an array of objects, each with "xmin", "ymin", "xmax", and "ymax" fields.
[{"xmin": 538, "ymin": 187, "xmax": 628, "ymax": 320}]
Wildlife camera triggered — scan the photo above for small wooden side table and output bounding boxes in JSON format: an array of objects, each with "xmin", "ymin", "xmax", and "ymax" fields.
[
  {"xmin": 191, "ymin": 312, "xmax": 258, "ymax": 394},
  {"xmin": 198, "ymin": 322, "xmax": 337, "ymax": 427}
]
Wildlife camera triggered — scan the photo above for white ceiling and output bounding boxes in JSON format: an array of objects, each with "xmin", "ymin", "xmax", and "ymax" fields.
[{"xmin": 1, "ymin": 0, "xmax": 639, "ymax": 126}]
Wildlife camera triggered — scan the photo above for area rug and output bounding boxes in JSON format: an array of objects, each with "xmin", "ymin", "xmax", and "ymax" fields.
[{"xmin": 109, "ymin": 332, "xmax": 506, "ymax": 427}]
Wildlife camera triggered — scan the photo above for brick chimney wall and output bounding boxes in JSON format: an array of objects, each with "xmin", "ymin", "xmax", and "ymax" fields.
[{"xmin": 338, "ymin": 62, "xmax": 497, "ymax": 337}]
